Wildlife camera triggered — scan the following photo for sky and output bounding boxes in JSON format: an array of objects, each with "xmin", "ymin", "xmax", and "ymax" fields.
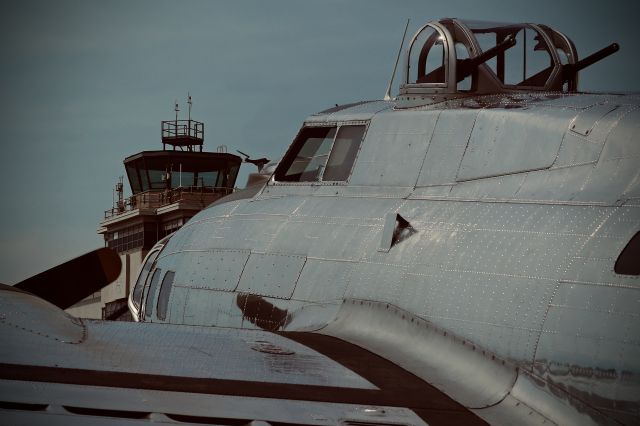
[{"xmin": 1, "ymin": 0, "xmax": 639, "ymax": 284}]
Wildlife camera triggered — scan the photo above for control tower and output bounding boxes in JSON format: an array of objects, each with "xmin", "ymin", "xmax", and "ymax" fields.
[{"xmin": 67, "ymin": 102, "xmax": 242, "ymax": 319}]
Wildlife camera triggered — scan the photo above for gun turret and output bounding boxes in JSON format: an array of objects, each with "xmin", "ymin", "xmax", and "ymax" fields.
[{"xmin": 456, "ymin": 35, "xmax": 517, "ymax": 83}]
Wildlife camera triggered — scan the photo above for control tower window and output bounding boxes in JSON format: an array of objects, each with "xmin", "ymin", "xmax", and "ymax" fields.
[
  {"xmin": 275, "ymin": 125, "xmax": 366, "ymax": 183},
  {"xmin": 410, "ymin": 26, "xmax": 446, "ymax": 84}
]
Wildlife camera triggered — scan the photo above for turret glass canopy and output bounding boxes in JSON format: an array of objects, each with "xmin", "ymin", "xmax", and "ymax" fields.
[{"xmin": 398, "ymin": 18, "xmax": 618, "ymax": 106}]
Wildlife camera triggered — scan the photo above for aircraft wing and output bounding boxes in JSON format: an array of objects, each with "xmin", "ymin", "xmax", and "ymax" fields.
[{"xmin": 0, "ymin": 285, "xmax": 485, "ymax": 425}]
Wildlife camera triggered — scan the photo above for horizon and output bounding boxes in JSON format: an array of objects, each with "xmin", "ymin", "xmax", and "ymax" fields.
[{"xmin": 1, "ymin": 0, "xmax": 639, "ymax": 283}]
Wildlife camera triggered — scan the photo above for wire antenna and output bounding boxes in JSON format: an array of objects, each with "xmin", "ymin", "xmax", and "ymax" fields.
[{"xmin": 384, "ymin": 18, "xmax": 410, "ymax": 101}]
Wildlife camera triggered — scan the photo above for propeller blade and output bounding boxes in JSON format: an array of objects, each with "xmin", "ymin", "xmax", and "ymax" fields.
[{"xmin": 14, "ymin": 248, "xmax": 121, "ymax": 310}]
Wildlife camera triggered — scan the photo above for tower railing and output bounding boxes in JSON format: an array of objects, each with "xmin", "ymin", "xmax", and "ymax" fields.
[
  {"xmin": 104, "ymin": 185, "xmax": 232, "ymax": 219},
  {"xmin": 161, "ymin": 120, "xmax": 204, "ymax": 150}
]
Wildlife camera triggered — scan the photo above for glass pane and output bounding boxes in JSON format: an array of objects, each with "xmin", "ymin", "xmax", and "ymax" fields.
[
  {"xmin": 473, "ymin": 32, "xmax": 498, "ymax": 75},
  {"xmin": 156, "ymin": 270, "xmax": 175, "ymax": 320},
  {"xmin": 276, "ymin": 127, "xmax": 336, "ymax": 182},
  {"xmin": 126, "ymin": 165, "xmax": 141, "ymax": 193},
  {"xmin": 144, "ymin": 268, "xmax": 162, "ymax": 319},
  {"xmin": 198, "ymin": 171, "xmax": 218, "ymax": 187},
  {"xmin": 139, "ymin": 168, "xmax": 150, "ymax": 191},
  {"xmin": 504, "ymin": 28, "xmax": 553, "ymax": 86},
  {"xmin": 170, "ymin": 169, "xmax": 181, "ymax": 188},
  {"xmin": 455, "ymin": 42, "xmax": 472, "ymax": 90},
  {"xmin": 323, "ymin": 125, "xmax": 365, "ymax": 181},
  {"xmin": 131, "ymin": 249, "xmax": 161, "ymax": 309},
  {"xmin": 523, "ymin": 28, "xmax": 553, "ymax": 85},
  {"xmin": 148, "ymin": 169, "xmax": 165, "ymax": 189},
  {"xmin": 469, "ymin": 23, "xmax": 553, "ymax": 87},
  {"xmin": 504, "ymin": 29, "xmax": 525, "ymax": 85},
  {"xmin": 409, "ymin": 26, "xmax": 446, "ymax": 84}
]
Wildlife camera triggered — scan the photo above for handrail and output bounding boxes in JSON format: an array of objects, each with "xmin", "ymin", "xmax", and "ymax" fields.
[
  {"xmin": 104, "ymin": 186, "xmax": 233, "ymax": 219},
  {"xmin": 161, "ymin": 119, "xmax": 204, "ymax": 140}
]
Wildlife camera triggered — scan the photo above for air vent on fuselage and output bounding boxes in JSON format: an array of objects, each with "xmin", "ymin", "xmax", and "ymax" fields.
[
  {"xmin": 615, "ymin": 231, "xmax": 640, "ymax": 275},
  {"xmin": 379, "ymin": 213, "xmax": 417, "ymax": 253}
]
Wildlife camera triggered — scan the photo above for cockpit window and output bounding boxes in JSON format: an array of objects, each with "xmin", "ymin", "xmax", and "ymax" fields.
[
  {"xmin": 276, "ymin": 127, "xmax": 335, "ymax": 182},
  {"xmin": 275, "ymin": 125, "xmax": 366, "ymax": 183},
  {"xmin": 322, "ymin": 126, "xmax": 366, "ymax": 181},
  {"xmin": 156, "ymin": 270, "xmax": 175, "ymax": 321},
  {"xmin": 143, "ymin": 268, "xmax": 162, "ymax": 320},
  {"xmin": 131, "ymin": 248, "xmax": 161, "ymax": 309}
]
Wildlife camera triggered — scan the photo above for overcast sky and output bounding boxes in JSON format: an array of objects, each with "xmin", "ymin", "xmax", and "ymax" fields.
[{"xmin": 1, "ymin": 0, "xmax": 639, "ymax": 283}]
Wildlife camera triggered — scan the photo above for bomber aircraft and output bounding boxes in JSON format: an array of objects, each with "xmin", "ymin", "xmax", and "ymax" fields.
[{"xmin": 1, "ymin": 18, "xmax": 639, "ymax": 426}]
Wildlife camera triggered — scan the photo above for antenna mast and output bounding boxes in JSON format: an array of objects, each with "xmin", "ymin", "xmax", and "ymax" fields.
[{"xmin": 384, "ymin": 19, "xmax": 410, "ymax": 101}]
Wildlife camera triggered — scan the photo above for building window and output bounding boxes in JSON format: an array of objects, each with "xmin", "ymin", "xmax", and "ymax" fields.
[{"xmin": 107, "ymin": 224, "xmax": 144, "ymax": 253}]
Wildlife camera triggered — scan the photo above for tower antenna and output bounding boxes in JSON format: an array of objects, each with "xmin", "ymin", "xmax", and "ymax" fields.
[
  {"xmin": 384, "ymin": 18, "xmax": 410, "ymax": 101},
  {"xmin": 187, "ymin": 93, "xmax": 192, "ymax": 122}
]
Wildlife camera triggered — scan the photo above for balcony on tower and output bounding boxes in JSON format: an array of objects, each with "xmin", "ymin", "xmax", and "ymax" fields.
[{"xmin": 161, "ymin": 119, "xmax": 204, "ymax": 152}]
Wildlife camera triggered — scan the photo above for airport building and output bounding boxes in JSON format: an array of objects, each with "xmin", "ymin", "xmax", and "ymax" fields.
[{"xmin": 66, "ymin": 111, "xmax": 242, "ymax": 319}]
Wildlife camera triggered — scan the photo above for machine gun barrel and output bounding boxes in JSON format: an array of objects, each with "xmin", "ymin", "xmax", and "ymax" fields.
[
  {"xmin": 457, "ymin": 36, "xmax": 517, "ymax": 82},
  {"xmin": 575, "ymin": 43, "xmax": 619, "ymax": 72},
  {"xmin": 563, "ymin": 43, "xmax": 619, "ymax": 83}
]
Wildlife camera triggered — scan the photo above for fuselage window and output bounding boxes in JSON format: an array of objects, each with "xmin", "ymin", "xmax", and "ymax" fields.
[
  {"xmin": 275, "ymin": 125, "xmax": 366, "ymax": 183},
  {"xmin": 143, "ymin": 268, "xmax": 162, "ymax": 320},
  {"xmin": 615, "ymin": 231, "xmax": 640, "ymax": 275},
  {"xmin": 131, "ymin": 249, "xmax": 161, "ymax": 310},
  {"xmin": 156, "ymin": 270, "xmax": 175, "ymax": 321}
]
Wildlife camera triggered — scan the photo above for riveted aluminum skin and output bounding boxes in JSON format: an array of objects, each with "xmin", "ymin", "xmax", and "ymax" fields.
[{"xmin": 140, "ymin": 92, "xmax": 640, "ymax": 425}]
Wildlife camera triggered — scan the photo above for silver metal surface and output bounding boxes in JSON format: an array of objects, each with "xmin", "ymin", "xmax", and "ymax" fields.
[
  {"xmin": 4, "ymin": 17, "xmax": 640, "ymax": 426},
  {"xmin": 0, "ymin": 380, "xmax": 427, "ymax": 426}
]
